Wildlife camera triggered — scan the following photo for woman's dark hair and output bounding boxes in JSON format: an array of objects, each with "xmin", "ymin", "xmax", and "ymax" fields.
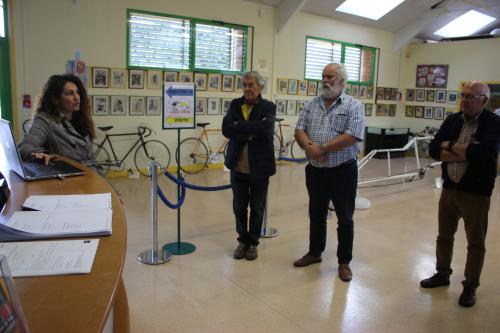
[{"xmin": 36, "ymin": 74, "xmax": 95, "ymax": 138}]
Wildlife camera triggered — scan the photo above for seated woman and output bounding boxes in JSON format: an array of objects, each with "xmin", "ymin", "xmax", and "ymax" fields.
[{"xmin": 19, "ymin": 74, "xmax": 104, "ymax": 176}]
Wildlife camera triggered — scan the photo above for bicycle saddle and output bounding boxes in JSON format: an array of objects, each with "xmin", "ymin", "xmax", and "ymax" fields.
[
  {"xmin": 275, "ymin": 118, "xmax": 284, "ymax": 122},
  {"xmin": 197, "ymin": 122, "xmax": 211, "ymax": 127},
  {"xmin": 98, "ymin": 126, "xmax": 114, "ymax": 131}
]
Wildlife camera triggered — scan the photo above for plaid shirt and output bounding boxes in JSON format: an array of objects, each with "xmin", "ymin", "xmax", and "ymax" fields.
[{"xmin": 296, "ymin": 92, "xmax": 365, "ymax": 168}]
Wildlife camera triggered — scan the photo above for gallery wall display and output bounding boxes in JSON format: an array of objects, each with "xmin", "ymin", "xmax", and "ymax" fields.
[{"xmin": 416, "ymin": 64, "xmax": 449, "ymax": 88}]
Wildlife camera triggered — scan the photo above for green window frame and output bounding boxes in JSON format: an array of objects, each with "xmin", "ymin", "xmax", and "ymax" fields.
[
  {"xmin": 304, "ymin": 36, "xmax": 376, "ymax": 85},
  {"xmin": 127, "ymin": 9, "xmax": 249, "ymax": 74},
  {"xmin": 0, "ymin": 0, "xmax": 13, "ymax": 122}
]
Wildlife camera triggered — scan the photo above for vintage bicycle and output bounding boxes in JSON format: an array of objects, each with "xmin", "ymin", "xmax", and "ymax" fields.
[
  {"xmin": 274, "ymin": 118, "xmax": 305, "ymax": 160},
  {"xmin": 92, "ymin": 125, "xmax": 171, "ymax": 176}
]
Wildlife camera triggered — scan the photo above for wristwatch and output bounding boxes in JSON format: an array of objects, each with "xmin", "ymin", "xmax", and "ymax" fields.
[{"xmin": 447, "ymin": 140, "xmax": 456, "ymax": 151}]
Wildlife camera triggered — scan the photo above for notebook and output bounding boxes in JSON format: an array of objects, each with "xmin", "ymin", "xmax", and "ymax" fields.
[{"xmin": 0, "ymin": 119, "xmax": 85, "ymax": 181}]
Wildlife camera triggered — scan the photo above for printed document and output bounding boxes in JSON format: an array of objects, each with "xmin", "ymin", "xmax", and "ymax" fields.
[{"xmin": 22, "ymin": 193, "xmax": 112, "ymax": 211}]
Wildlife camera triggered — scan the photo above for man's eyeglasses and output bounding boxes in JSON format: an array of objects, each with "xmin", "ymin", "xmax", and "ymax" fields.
[{"xmin": 460, "ymin": 93, "xmax": 485, "ymax": 100}]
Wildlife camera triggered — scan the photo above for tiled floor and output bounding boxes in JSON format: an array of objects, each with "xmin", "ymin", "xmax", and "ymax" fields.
[{"xmin": 111, "ymin": 158, "xmax": 500, "ymax": 333}]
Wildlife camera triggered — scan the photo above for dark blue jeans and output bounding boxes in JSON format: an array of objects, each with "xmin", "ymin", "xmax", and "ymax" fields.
[
  {"xmin": 230, "ymin": 171, "xmax": 269, "ymax": 246},
  {"xmin": 305, "ymin": 161, "xmax": 357, "ymax": 264}
]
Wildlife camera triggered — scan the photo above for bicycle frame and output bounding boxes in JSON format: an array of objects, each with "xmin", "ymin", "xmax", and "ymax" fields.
[
  {"xmin": 96, "ymin": 129, "xmax": 148, "ymax": 167},
  {"xmin": 199, "ymin": 128, "xmax": 228, "ymax": 155}
]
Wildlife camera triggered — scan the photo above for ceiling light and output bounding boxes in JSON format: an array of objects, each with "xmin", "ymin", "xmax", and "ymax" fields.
[
  {"xmin": 335, "ymin": 0, "xmax": 405, "ymax": 21},
  {"xmin": 434, "ymin": 10, "xmax": 496, "ymax": 38}
]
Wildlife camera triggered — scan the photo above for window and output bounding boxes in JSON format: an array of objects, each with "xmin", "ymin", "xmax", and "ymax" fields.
[
  {"xmin": 127, "ymin": 10, "xmax": 248, "ymax": 73},
  {"xmin": 305, "ymin": 36, "xmax": 376, "ymax": 85},
  {"xmin": 0, "ymin": 0, "xmax": 4, "ymax": 38}
]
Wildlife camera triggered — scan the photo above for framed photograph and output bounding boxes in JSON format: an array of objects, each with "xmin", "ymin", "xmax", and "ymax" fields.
[
  {"xmin": 278, "ymin": 79, "xmax": 288, "ymax": 94},
  {"xmin": 297, "ymin": 100, "xmax": 307, "ymax": 114},
  {"xmin": 383, "ymin": 104, "xmax": 391, "ymax": 117},
  {"xmin": 164, "ymin": 71, "xmax": 178, "ymax": 83},
  {"xmin": 307, "ymin": 81, "xmax": 317, "ymax": 96},
  {"xmin": 208, "ymin": 74, "xmax": 221, "ymax": 91},
  {"xmin": 345, "ymin": 83, "xmax": 352, "ymax": 96},
  {"xmin": 194, "ymin": 73, "xmax": 207, "ymax": 91},
  {"xmin": 415, "ymin": 106, "xmax": 424, "ymax": 118},
  {"xmin": 384, "ymin": 88, "xmax": 392, "ymax": 100},
  {"xmin": 351, "ymin": 85, "xmax": 359, "ymax": 98},
  {"xmin": 146, "ymin": 96, "xmax": 161, "ymax": 115},
  {"xmin": 375, "ymin": 104, "xmax": 383, "ymax": 116},
  {"xmin": 129, "ymin": 96, "xmax": 146, "ymax": 115},
  {"xmin": 416, "ymin": 89, "xmax": 425, "ymax": 102},
  {"xmin": 110, "ymin": 69, "xmax": 127, "ymax": 89},
  {"xmin": 366, "ymin": 85, "xmax": 374, "ymax": 99},
  {"xmin": 359, "ymin": 85, "xmax": 367, "ymax": 99},
  {"xmin": 447, "ymin": 91, "xmax": 458, "ymax": 104},
  {"xmin": 195, "ymin": 97, "xmax": 207, "ymax": 114},
  {"xmin": 286, "ymin": 100, "xmax": 297, "ymax": 115},
  {"xmin": 424, "ymin": 106, "xmax": 433, "ymax": 119},
  {"xmin": 391, "ymin": 88, "xmax": 399, "ymax": 101},
  {"xmin": 147, "ymin": 70, "xmax": 162, "ymax": 89},
  {"xmin": 222, "ymin": 75, "xmax": 235, "ymax": 92},
  {"xmin": 129, "ymin": 70, "xmax": 144, "ymax": 89},
  {"xmin": 406, "ymin": 89, "xmax": 415, "ymax": 101},
  {"xmin": 416, "ymin": 64, "xmax": 449, "ymax": 88},
  {"xmin": 316, "ymin": 84, "xmax": 322, "ymax": 96},
  {"xmin": 389, "ymin": 104, "xmax": 396, "ymax": 117},
  {"xmin": 298, "ymin": 80, "xmax": 308, "ymax": 96},
  {"xmin": 92, "ymin": 96, "xmax": 109, "ymax": 115},
  {"xmin": 436, "ymin": 90, "xmax": 446, "ymax": 103},
  {"xmin": 179, "ymin": 72, "xmax": 193, "ymax": 83},
  {"xmin": 376, "ymin": 87, "xmax": 384, "ymax": 100},
  {"xmin": 426, "ymin": 89, "xmax": 435, "ymax": 102},
  {"xmin": 261, "ymin": 77, "xmax": 269, "ymax": 95},
  {"xmin": 222, "ymin": 98, "xmax": 232, "ymax": 115},
  {"xmin": 235, "ymin": 75, "xmax": 243, "ymax": 93},
  {"xmin": 288, "ymin": 79, "xmax": 298, "ymax": 95},
  {"xmin": 405, "ymin": 105, "xmax": 415, "ymax": 117},
  {"xmin": 365, "ymin": 103, "xmax": 373, "ymax": 116},
  {"xmin": 434, "ymin": 107, "xmax": 445, "ymax": 120},
  {"xmin": 110, "ymin": 96, "xmax": 127, "ymax": 116},
  {"xmin": 92, "ymin": 67, "xmax": 109, "ymax": 88},
  {"xmin": 207, "ymin": 98, "xmax": 221, "ymax": 115},
  {"xmin": 276, "ymin": 99, "xmax": 286, "ymax": 115}
]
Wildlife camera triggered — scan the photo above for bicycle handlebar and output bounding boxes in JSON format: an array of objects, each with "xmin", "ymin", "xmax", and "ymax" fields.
[{"xmin": 137, "ymin": 126, "xmax": 152, "ymax": 138}]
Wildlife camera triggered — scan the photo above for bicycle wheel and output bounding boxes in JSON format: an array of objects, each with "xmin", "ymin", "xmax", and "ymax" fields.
[
  {"xmin": 175, "ymin": 137, "xmax": 208, "ymax": 174},
  {"xmin": 134, "ymin": 140, "xmax": 171, "ymax": 177},
  {"xmin": 273, "ymin": 133, "xmax": 282, "ymax": 158},
  {"xmin": 92, "ymin": 143, "xmax": 111, "ymax": 174},
  {"xmin": 290, "ymin": 139, "xmax": 306, "ymax": 160}
]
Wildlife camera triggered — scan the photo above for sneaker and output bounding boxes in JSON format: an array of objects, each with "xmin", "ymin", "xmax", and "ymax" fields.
[
  {"xmin": 458, "ymin": 286, "xmax": 476, "ymax": 308},
  {"xmin": 233, "ymin": 243, "xmax": 246, "ymax": 260},
  {"xmin": 246, "ymin": 245, "xmax": 258, "ymax": 260},
  {"xmin": 420, "ymin": 273, "xmax": 450, "ymax": 288},
  {"xmin": 293, "ymin": 253, "xmax": 322, "ymax": 267},
  {"xmin": 338, "ymin": 263, "xmax": 352, "ymax": 282}
]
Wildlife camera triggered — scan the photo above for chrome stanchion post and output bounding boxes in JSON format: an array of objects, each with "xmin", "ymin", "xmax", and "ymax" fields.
[
  {"xmin": 261, "ymin": 195, "xmax": 278, "ymax": 238},
  {"xmin": 138, "ymin": 162, "xmax": 172, "ymax": 265}
]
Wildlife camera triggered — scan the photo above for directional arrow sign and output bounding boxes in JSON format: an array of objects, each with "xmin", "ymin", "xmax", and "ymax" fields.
[{"xmin": 165, "ymin": 86, "xmax": 194, "ymax": 98}]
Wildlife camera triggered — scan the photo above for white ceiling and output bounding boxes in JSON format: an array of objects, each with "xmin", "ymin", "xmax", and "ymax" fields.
[{"xmin": 243, "ymin": 0, "xmax": 500, "ymax": 42}]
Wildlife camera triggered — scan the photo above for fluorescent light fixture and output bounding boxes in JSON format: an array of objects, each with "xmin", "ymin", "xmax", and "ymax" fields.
[
  {"xmin": 335, "ymin": 0, "xmax": 405, "ymax": 21},
  {"xmin": 434, "ymin": 10, "xmax": 496, "ymax": 38}
]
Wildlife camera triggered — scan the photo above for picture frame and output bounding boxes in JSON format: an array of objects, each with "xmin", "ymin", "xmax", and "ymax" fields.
[
  {"xmin": 222, "ymin": 98, "xmax": 232, "ymax": 115},
  {"xmin": 375, "ymin": 104, "xmax": 383, "ymax": 116},
  {"xmin": 286, "ymin": 100, "xmax": 297, "ymax": 115},
  {"xmin": 384, "ymin": 88, "xmax": 392, "ymax": 100},
  {"xmin": 110, "ymin": 68, "xmax": 127, "ymax": 89},
  {"xmin": 405, "ymin": 105, "xmax": 415, "ymax": 117},
  {"xmin": 316, "ymin": 84, "xmax": 322, "ymax": 96},
  {"xmin": 207, "ymin": 98, "xmax": 221, "ymax": 115},
  {"xmin": 436, "ymin": 90, "xmax": 446, "ymax": 103},
  {"xmin": 307, "ymin": 81, "xmax": 318, "ymax": 96},
  {"xmin": 434, "ymin": 107, "xmax": 445, "ymax": 120},
  {"xmin": 383, "ymin": 104, "xmax": 391, "ymax": 117},
  {"xmin": 345, "ymin": 83, "xmax": 352, "ymax": 96},
  {"xmin": 92, "ymin": 67, "xmax": 109, "ymax": 88},
  {"xmin": 147, "ymin": 70, "xmax": 162, "ymax": 89},
  {"xmin": 366, "ymin": 86, "xmax": 374, "ymax": 99},
  {"xmin": 129, "ymin": 70, "xmax": 144, "ymax": 89},
  {"xmin": 261, "ymin": 77, "xmax": 269, "ymax": 95},
  {"xmin": 447, "ymin": 91, "xmax": 458, "ymax": 104},
  {"xmin": 389, "ymin": 104, "xmax": 396, "ymax": 117},
  {"xmin": 222, "ymin": 75, "xmax": 235, "ymax": 92},
  {"xmin": 426, "ymin": 89, "xmax": 435, "ymax": 102},
  {"xmin": 235, "ymin": 75, "xmax": 243, "ymax": 93},
  {"xmin": 376, "ymin": 87, "xmax": 384, "ymax": 100},
  {"xmin": 391, "ymin": 88, "xmax": 399, "ymax": 101},
  {"xmin": 195, "ymin": 97, "xmax": 207, "ymax": 114},
  {"xmin": 276, "ymin": 99, "xmax": 286, "ymax": 115},
  {"xmin": 194, "ymin": 73, "xmax": 207, "ymax": 91},
  {"xmin": 297, "ymin": 100, "xmax": 306, "ymax": 114},
  {"xmin": 179, "ymin": 72, "xmax": 194, "ymax": 83},
  {"xmin": 351, "ymin": 85, "xmax": 359, "ymax": 98},
  {"xmin": 92, "ymin": 96, "xmax": 109, "ymax": 115},
  {"xmin": 110, "ymin": 95, "xmax": 127, "ymax": 116},
  {"xmin": 288, "ymin": 79, "xmax": 298, "ymax": 95},
  {"xmin": 298, "ymin": 80, "xmax": 308, "ymax": 96},
  {"xmin": 424, "ymin": 106, "xmax": 434, "ymax": 119},
  {"xmin": 278, "ymin": 79, "xmax": 288, "ymax": 94},
  {"xmin": 416, "ymin": 64, "xmax": 449, "ymax": 88},
  {"xmin": 364, "ymin": 103, "xmax": 373, "ymax": 116},
  {"xmin": 416, "ymin": 89, "xmax": 425, "ymax": 102},
  {"xmin": 129, "ymin": 96, "xmax": 146, "ymax": 115},
  {"xmin": 164, "ymin": 71, "xmax": 178, "ymax": 83},
  {"xmin": 406, "ymin": 89, "xmax": 415, "ymax": 101},
  {"xmin": 415, "ymin": 106, "xmax": 424, "ymax": 118},
  {"xmin": 208, "ymin": 73, "xmax": 221, "ymax": 91},
  {"xmin": 146, "ymin": 96, "xmax": 161, "ymax": 115},
  {"xmin": 358, "ymin": 85, "xmax": 367, "ymax": 99}
]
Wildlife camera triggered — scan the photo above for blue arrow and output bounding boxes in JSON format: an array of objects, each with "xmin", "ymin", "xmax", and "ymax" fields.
[{"xmin": 165, "ymin": 86, "xmax": 194, "ymax": 98}]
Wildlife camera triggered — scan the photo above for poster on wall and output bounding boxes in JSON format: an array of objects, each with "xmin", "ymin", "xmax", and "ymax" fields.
[
  {"xmin": 162, "ymin": 82, "xmax": 195, "ymax": 129},
  {"xmin": 415, "ymin": 64, "xmax": 449, "ymax": 88}
]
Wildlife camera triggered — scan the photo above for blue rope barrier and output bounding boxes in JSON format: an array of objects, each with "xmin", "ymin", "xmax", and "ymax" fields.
[
  {"xmin": 157, "ymin": 184, "xmax": 186, "ymax": 209},
  {"xmin": 161, "ymin": 167, "xmax": 232, "ymax": 191},
  {"xmin": 277, "ymin": 156, "xmax": 308, "ymax": 163}
]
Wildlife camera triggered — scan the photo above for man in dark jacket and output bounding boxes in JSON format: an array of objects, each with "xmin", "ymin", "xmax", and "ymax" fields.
[
  {"xmin": 222, "ymin": 71, "xmax": 276, "ymax": 260},
  {"xmin": 420, "ymin": 81, "xmax": 500, "ymax": 308}
]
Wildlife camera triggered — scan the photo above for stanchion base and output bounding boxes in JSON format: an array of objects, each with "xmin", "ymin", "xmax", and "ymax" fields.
[
  {"xmin": 137, "ymin": 249, "xmax": 172, "ymax": 265},
  {"xmin": 355, "ymin": 197, "xmax": 371, "ymax": 210},
  {"xmin": 261, "ymin": 227, "xmax": 279, "ymax": 238},
  {"xmin": 163, "ymin": 242, "xmax": 196, "ymax": 255}
]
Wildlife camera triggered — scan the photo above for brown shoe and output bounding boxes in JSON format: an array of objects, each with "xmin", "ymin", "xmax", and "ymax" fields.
[
  {"xmin": 338, "ymin": 264, "xmax": 352, "ymax": 282},
  {"xmin": 246, "ymin": 245, "xmax": 258, "ymax": 260},
  {"xmin": 233, "ymin": 243, "xmax": 246, "ymax": 260},
  {"xmin": 293, "ymin": 253, "xmax": 322, "ymax": 267}
]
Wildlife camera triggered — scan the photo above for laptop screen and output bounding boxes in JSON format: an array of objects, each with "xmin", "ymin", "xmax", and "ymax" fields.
[{"xmin": 0, "ymin": 119, "xmax": 27, "ymax": 180}]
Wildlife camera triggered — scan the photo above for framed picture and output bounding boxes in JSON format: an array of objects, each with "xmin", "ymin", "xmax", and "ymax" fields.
[
  {"xmin": 307, "ymin": 81, "xmax": 317, "ymax": 96},
  {"xmin": 194, "ymin": 73, "xmax": 207, "ymax": 91},
  {"xmin": 365, "ymin": 103, "xmax": 373, "ymax": 116},
  {"xmin": 110, "ymin": 96, "xmax": 127, "ymax": 116},
  {"xmin": 447, "ymin": 91, "xmax": 458, "ymax": 104},
  {"xmin": 235, "ymin": 75, "xmax": 243, "ymax": 92},
  {"xmin": 436, "ymin": 90, "xmax": 446, "ymax": 103},
  {"xmin": 434, "ymin": 107, "xmax": 445, "ymax": 120},
  {"xmin": 345, "ymin": 83, "xmax": 352, "ymax": 96},
  {"xmin": 416, "ymin": 89, "xmax": 425, "ymax": 102},
  {"xmin": 384, "ymin": 88, "xmax": 392, "ymax": 100},
  {"xmin": 405, "ymin": 105, "xmax": 415, "ymax": 117},
  {"xmin": 383, "ymin": 104, "xmax": 391, "ymax": 117},
  {"xmin": 297, "ymin": 100, "xmax": 306, "ymax": 114},
  {"xmin": 147, "ymin": 70, "xmax": 162, "ymax": 89},
  {"xmin": 92, "ymin": 67, "xmax": 109, "ymax": 88},
  {"xmin": 375, "ymin": 104, "xmax": 383, "ymax": 116},
  {"xmin": 415, "ymin": 106, "xmax": 424, "ymax": 118},
  {"xmin": 376, "ymin": 87, "xmax": 385, "ymax": 100},
  {"xmin": 208, "ymin": 74, "xmax": 221, "ymax": 91},
  {"xmin": 261, "ymin": 77, "xmax": 269, "ymax": 95},
  {"xmin": 424, "ymin": 106, "xmax": 433, "ymax": 119},
  {"xmin": 389, "ymin": 104, "xmax": 396, "ymax": 117},
  {"xmin": 129, "ymin": 70, "xmax": 144, "ymax": 89},
  {"xmin": 359, "ymin": 85, "xmax": 367, "ymax": 99},
  {"xmin": 366, "ymin": 85, "xmax": 374, "ymax": 99},
  {"xmin": 222, "ymin": 98, "xmax": 232, "ymax": 115},
  {"xmin": 222, "ymin": 75, "xmax": 235, "ymax": 92},
  {"xmin": 129, "ymin": 96, "xmax": 146, "ymax": 115},
  {"xmin": 278, "ymin": 79, "xmax": 288, "ymax": 94},
  {"xmin": 286, "ymin": 100, "xmax": 297, "ymax": 115},
  {"xmin": 288, "ymin": 79, "xmax": 298, "ymax": 95},
  {"xmin": 146, "ymin": 96, "xmax": 161, "ymax": 115},
  {"xmin": 351, "ymin": 85, "xmax": 359, "ymax": 98},
  {"xmin": 179, "ymin": 72, "xmax": 193, "ymax": 83},
  {"xmin": 416, "ymin": 64, "xmax": 449, "ymax": 88},
  {"xmin": 316, "ymin": 84, "xmax": 322, "ymax": 96},
  {"xmin": 276, "ymin": 99, "xmax": 286, "ymax": 115},
  {"xmin": 92, "ymin": 96, "xmax": 109, "ymax": 115},
  {"xmin": 406, "ymin": 89, "xmax": 415, "ymax": 101},
  {"xmin": 164, "ymin": 71, "xmax": 178, "ymax": 83},
  {"xmin": 110, "ymin": 69, "xmax": 127, "ymax": 89},
  {"xmin": 195, "ymin": 97, "xmax": 207, "ymax": 114},
  {"xmin": 207, "ymin": 98, "xmax": 221, "ymax": 115},
  {"xmin": 298, "ymin": 80, "xmax": 308, "ymax": 96},
  {"xmin": 426, "ymin": 89, "xmax": 435, "ymax": 102},
  {"xmin": 391, "ymin": 88, "xmax": 399, "ymax": 101}
]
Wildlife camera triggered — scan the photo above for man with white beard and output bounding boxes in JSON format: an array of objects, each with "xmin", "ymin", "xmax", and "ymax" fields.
[{"xmin": 293, "ymin": 63, "xmax": 365, "ymax": 282}]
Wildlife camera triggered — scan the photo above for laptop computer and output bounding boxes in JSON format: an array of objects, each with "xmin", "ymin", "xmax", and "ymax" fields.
[{"xmin": 0, "ymin": 119, "xmax": 86, "ymax": 181}]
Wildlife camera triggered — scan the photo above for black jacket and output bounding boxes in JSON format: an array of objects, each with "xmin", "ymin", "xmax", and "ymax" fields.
[
  {"xmin": 222, "ymin": 96, "xmax": 276, "ymax": 178},
  {"xmin": 429, "ymin": 110, "xmax": 500, "ymax": 196}
]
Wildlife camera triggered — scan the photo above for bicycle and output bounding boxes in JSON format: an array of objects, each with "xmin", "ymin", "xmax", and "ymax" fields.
[
  {"xmin": 410, "ymin": 126, "xmax": 438, "ymax": 159},
  {"xmin": 92, "ymin": 125, "xmax": 171, "ymax": 177},
  {"xmin": 274, "ymin": 118, "xmax": 305, "ymax": 160},
  {"xmin": 175, "ymin": 122, "xmax": 229, "ymax": 174}
]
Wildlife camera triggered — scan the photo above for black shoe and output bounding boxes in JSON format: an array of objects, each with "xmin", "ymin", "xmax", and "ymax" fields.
[
  {"xmin": 458, "ymin": 287, "xmax": 476, "ymax": 308},
  {"xmin": 246, "ymin": 245, "xmax": 258, "ymax": 260},
  {"xmin": 420, "ymin": 273, "xmax": 450, "ymax": 288},
  {"xmin": 233, "ymin": 243, "xmax": 246, "ymax": 260}
]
